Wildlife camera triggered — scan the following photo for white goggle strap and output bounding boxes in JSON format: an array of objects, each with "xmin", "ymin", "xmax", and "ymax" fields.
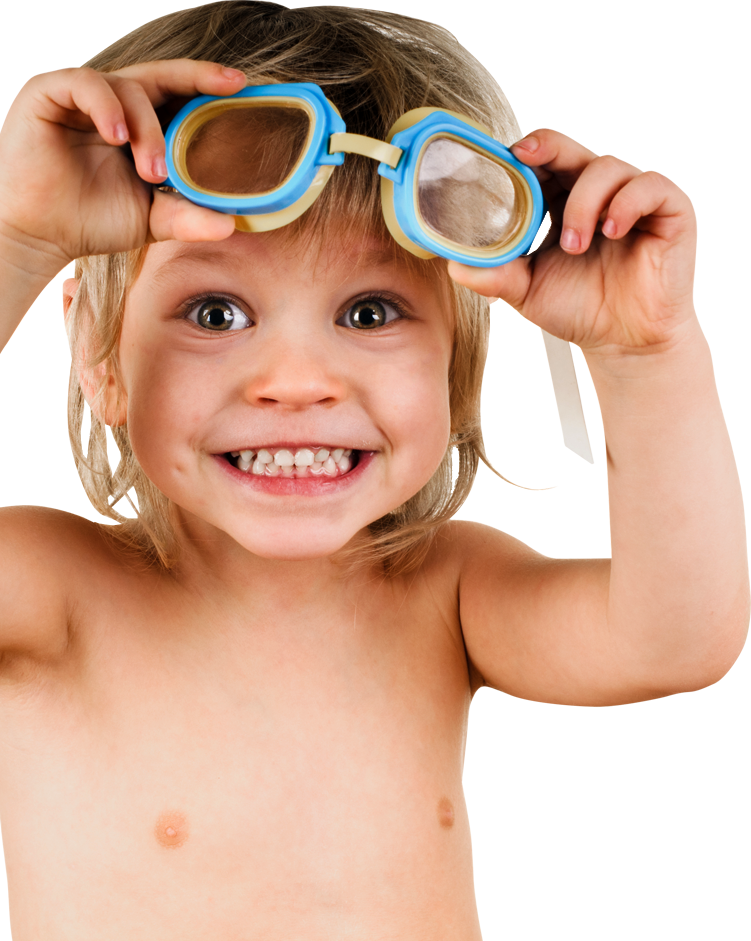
[{"xmin": 542, "ymin": 331, "xmax": 593, "ymax": 463}]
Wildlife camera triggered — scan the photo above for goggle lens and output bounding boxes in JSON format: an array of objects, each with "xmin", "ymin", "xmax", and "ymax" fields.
[
  {"xmin": 167, "ymin": 91, "xmax": 542, "ymax": 264},
  {"xmin": 416, "ymin": 137, "xmax": 527, "ymax": 250},
  {"xmin": 183, "ymin": 104, "xmax": 310, "ymax": 196}
]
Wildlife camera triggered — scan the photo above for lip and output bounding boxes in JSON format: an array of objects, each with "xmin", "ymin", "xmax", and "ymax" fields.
[
  {"xmin": 213, "ymin": 449, "xmax": 376, "ymax": 495},
  {"xmin": 226, "ymin": 443, "xmax": 355, "ymax": 452}
]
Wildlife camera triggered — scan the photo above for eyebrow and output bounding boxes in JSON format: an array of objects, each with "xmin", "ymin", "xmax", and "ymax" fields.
[
  {"xmin": 149, "ymin": 246, "xmax": 245, "ymax": 287},
  {"xmin": 149, "ymin": 242, "xmax": 412, "ymax": 287}
]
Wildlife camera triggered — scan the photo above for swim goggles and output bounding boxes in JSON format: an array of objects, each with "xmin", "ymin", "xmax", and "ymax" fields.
[{"xmin": 162, "ymin": 81, "xmax": 545, "ymax": 269}]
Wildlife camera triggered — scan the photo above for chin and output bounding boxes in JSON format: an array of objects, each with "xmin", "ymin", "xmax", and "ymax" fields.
[{"xmin": 227, "ymin": 521, "xmax": 368, "ymax": 563}]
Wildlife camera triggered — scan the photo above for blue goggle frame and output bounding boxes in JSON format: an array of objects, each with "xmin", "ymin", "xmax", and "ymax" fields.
[{"xmin": 163, "ymin": 82, "xmax": 545, "ymax": 269}]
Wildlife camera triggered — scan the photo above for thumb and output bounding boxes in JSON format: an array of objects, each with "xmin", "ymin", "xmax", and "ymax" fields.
[
  {"xmin": 149, "ymin": 190, "xmax": 236, "ymax": 243},
  {"xmin": 447, "ymin": 255, "xmax": 531, "ymax": 311}
]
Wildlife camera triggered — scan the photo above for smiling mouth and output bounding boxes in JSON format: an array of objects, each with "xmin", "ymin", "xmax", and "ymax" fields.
[{"xmin": 225, "ymin": 446, "xmax": 358, "ymax": 478}]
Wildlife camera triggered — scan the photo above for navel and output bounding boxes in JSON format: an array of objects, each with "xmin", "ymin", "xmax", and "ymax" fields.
[
  {"xmin": 437, "ymin": 797, "xmax": 455, "ymax": 829},
  {"xmin": 154, "ymin": 810, "xmax": 189, "ymax": 849}
]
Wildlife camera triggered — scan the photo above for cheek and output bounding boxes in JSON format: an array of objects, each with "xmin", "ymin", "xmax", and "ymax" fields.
[
  {"xmin": 120, "ymin": 346, "xmax": 215, "ymax": 485},
  {"xmin": 377, "ymin": 347, "xmax": 452, "ymax": 488}
]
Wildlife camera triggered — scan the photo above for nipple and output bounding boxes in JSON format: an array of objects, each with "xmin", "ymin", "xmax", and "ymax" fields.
[
  {"xmin": 437, "ymin": 797, "xmax": 455, "ymax": 829},
  {"xmin": 154, "ymin": 810, "xmax": 189, "ymax": 849}
]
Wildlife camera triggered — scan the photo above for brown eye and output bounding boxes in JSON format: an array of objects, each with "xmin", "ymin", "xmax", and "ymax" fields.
[
  {"xmin": 339, "ymin": 298, "xmax": 400, "ymax": 330},
  {"xmin": 187, "ymin": 297, "xmax": 251, "ymax": 332}
]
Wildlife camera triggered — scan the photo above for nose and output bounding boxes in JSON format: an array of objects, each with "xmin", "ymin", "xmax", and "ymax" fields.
[{"xmin": 242, "ymin": 333, "xmax": 347, "ymax": 410}]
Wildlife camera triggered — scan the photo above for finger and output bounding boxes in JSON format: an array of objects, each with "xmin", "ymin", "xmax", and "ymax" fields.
[
  {"xmin": 26, "ymin": 68, "xmax": 130, "ymax": 145},
  {"xmin": 511, "ymin": 129, "xmax": 598, "ymax": 190},
  {"xmin": 601, "ymin": 171, "xmax": 694, "ymax": 242},
  {"xmin": 447, "ymin": 256, "xmax": 532, "ymax": 312},
  {"xmin": 103, "ymin": 62, "xmax": 247, "ymax": 183},
  {"xmin": 559, "ymin": 155, "xmax": 641, "ymax": 254},
  {"xmin": 149, "ymin": 190, "xmax": 237, "ymax": 243},
  {"xmin": 107, "ymin": 76, "xmax": 167, "ymax": 183},
  {"xmin": 108, "ymin": 59, "xmax": 246, "ymax": 109}
]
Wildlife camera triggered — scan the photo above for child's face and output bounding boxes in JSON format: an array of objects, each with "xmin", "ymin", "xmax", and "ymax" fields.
[{"xmin": 116, "ymin": 230, "xmax": 454, "ymax": 560}]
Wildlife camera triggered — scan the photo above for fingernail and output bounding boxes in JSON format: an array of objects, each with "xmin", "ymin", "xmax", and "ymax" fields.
[
  {"xmin": 222, "ymin": 67, "xmax": 245, "ymax": 80},
  {"xmin": 602, "ymin": 218, "xmax": 617, "ymax": 238},
  {"xmin": 561, "ymin": 228, "xmax": 580, "ymax": 252},
  {"xmin": 153, "ymin": 155, "xmax": 168, "ymax": 179},
  {"xmin": 114, "ymin": 123, "xmax": 128, "ymax": 144},
  {"xmin": 514, "ymin": 135, "xmax": 539, "ymax": 153}
]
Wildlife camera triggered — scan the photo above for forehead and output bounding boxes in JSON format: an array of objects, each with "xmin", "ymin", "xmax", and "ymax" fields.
[{"xmin": 138, "ymin": 229, "xmax": 449, "ymax": 302}]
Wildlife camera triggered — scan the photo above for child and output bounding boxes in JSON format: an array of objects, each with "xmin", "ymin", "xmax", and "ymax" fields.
[{"xmin": 0, "ymin": 1, "xmax": 747, "ymax": 938}]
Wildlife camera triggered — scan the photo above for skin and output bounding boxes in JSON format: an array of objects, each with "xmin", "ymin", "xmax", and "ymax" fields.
[
  {"xmin": 1, "ymin": 240, "xmax": 476, "ymax": 935},
  {"xmin": 115, "ymin": 232, "xmax": 453, "ymax": 561},
  {"xmin": 0, "ymin": 59, "xmax": 747, "ymax": 940}
]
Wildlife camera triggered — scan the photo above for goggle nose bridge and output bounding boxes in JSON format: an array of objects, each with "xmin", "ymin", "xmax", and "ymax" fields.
[
  {"xmin": 167, "ymin": 93, "xmax": 543, "ymax": 292},
  {"xmin": 328, "ymin": 132, "xmax": 403, "ymax": 170}
]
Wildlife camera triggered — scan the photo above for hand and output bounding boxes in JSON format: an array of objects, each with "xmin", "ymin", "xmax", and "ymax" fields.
[
  {"xmin": 0, "ymin": 60, "xmax": 244, "ymax": 276},
  {"xmin": 448, "ymin": 130, "xmax": 698, "ymax": 360}
]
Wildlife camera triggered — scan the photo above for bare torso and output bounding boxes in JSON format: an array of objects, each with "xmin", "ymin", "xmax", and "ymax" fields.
[{"xmin": 0, "ymin": 512, "xmax": 482, "ymax": 941}]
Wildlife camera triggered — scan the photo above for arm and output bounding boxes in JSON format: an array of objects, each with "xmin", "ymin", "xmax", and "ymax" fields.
[
  {"xmin": 0, "ymin": 227, "xmax": 79, "ymax": 663},
  {"xmin": 589, "ymin": 319, "xmax": 746, "ymax": 692},
  {"xmin": 0, "ymin": 227, "xmax": 66, "ymax": 352},
  {"xmin": 452, "ymin": 355, "xmax": 748, "ymax": 707},
  {"xmin": 449, "ymin": 132, "xmax": 748, "ymax": 706},
  {"xmin": 0, "ymin": 61, "xmax": 241, "ymax": 659}
]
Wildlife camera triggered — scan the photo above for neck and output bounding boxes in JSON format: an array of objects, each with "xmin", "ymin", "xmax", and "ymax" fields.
[{"xmin": 168, "ymin": 508, "xmax": 381, "ymax": 619}]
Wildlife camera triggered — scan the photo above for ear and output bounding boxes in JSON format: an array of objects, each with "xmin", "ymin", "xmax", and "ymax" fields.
[
  {"xmin": 63, "ymin": 278, "xmax": 127, "ymax": 428},
  {"xmin": 62, "ymin": 278, "xmax": 79, "ymax": 321},
  {"xmin": 78, "ymin": 348, "xmax": 128, "ymax": 428}
]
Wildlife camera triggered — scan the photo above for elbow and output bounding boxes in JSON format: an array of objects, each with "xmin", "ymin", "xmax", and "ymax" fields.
[
  {"xmin": 695, "ymin": 621, "xmax": 748, "ymax": 689},
  {"xmin": 696, "ymin": 578, "xmax": 751, "ymax": 689},
  {"xmin": 709, "ymin": 584, "xmax": 751, "ymax": 681},
  {"xmin": 711, "ymin": 613, "xmax": 751, "ymax": 683},
  {"xmin": 654, "ymin": 596, "xmax": 750, "ymax": 695}
]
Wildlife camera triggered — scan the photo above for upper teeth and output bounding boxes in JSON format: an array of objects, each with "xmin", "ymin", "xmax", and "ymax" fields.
[{"xmin": 230, "ymin": 446, "xmax": 353, "ymax": 477}]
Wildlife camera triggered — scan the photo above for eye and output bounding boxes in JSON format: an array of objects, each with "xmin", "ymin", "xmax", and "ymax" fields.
[
  {"xmin": 337, "ymin": 297, "xmax": 402, "ymax": 330},
  {"xmin": 185, "ymin": 297, "xmax": 251, "ymax": 332}
]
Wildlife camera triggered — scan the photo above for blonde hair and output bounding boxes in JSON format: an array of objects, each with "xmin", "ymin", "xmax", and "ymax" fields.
[{"xmin": 67, "ymin": 1, "xmax": 521, "ymax": 573}]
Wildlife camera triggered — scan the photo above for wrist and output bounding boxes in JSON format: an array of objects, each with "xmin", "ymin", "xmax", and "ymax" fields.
[
  {"xmin": 581, "ymin": 312, "xmax": 709, "ymax": 384},
  {"xmin": 0, "ymin": 218, "xmax": 71, "ymax": 287},
  {"xmin": 0, "ymin": 221, "xmax": 71, "ymax": 353}
]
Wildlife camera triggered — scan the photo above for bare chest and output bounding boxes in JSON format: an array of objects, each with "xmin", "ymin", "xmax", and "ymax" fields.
[{"xmin": 0, "ymin": 590, "xmax": 480, "ymax": 940}]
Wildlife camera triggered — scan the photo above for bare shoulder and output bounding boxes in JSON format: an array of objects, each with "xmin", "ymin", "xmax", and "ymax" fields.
[
  {"xmin": 418, "ymin": 519, "xmax": 537, "ymax": 604},
  {"xmin": 427, "ymin": 520, "xmax": 628, "ymax": 705},
  {"xmin": 425, "ymin": 519, "xmax": 540, "ymax": 576},
  {"xmin": 422, "ymin": 518, "xmax": 553, "ymax": 625},
  {"xmin": 0, "ymin": 505, "xmax": 122, "ymax": 666}
]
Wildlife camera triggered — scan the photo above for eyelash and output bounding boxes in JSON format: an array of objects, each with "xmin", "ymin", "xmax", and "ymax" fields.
[
  {"xmin": 181, "ymin": 293, "xmax": 251, "ymax": 332},
  {"xmin": 180, "ymin": 291, "xmax": 409, "ymax": 332},
  {"xmin": 337, "ymin": 293, "xmax": 408, "ymax": 330}
]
